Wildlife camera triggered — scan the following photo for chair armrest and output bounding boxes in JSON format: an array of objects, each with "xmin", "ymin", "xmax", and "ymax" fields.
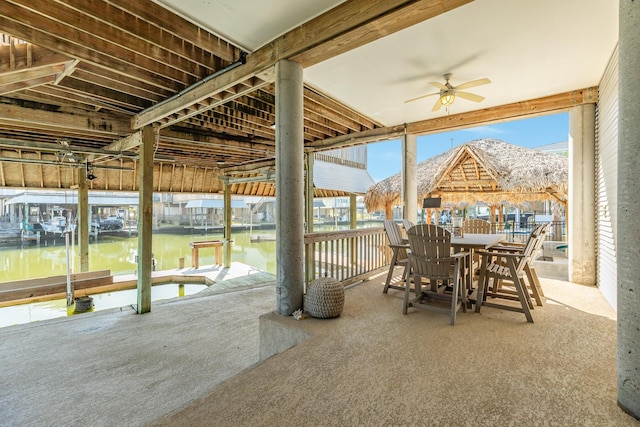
[
  {"xmin": 476, "ymin": 250, "xmax": 525, "ymax": 259},
  {"xmin": 489, "ymin": 244, "xmax": 524, "ymax": 253},
  {"xmin": 452, "ymin": 251, "xmax": 470, "ymax": 258},
  {"xmin": 389, "ymin": 244, "xmax": 409, "ymax": 249}
]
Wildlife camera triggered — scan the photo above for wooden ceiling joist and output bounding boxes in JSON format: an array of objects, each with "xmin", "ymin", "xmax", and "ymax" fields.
[{"xmin": 133, "ymin": 0, "xmax": 471, "ymax": 128}]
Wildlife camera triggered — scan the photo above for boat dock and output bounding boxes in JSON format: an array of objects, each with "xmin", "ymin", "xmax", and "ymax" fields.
[{"xmin": 0, "ymin": 262, "xmax": 276, "ymax": 308}]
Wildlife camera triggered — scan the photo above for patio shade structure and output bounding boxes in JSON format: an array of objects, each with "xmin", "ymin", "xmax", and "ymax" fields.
[{"xmin": 364, "ymin": 138, "xmax": 568, "ymax": 216}]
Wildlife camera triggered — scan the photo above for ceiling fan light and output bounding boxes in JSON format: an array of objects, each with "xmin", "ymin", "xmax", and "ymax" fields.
[{"xmin": 440, "ymin": 94, "xmax": 455, "ymax": 106}]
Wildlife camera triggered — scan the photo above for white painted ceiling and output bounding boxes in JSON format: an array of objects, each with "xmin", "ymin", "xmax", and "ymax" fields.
[{"xmin": 155, "ymin": 0, "xmax": 618, "ymax": 127}]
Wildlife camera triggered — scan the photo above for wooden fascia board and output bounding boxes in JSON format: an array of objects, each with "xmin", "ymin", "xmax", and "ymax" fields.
[
  {"xmin": 307, "ymin": 87, "xmax": 598, "ymax": 150},
  {"xmin": 407, "ymin": 87, "xmax": 598, "ymax": 136},
  {"xmin": 0, "ymin": 103, "xmax": 131, "ymax": 135},
  {"xmin": 306, "ymin": 124, "xmax": 406, "ymax": 151},
  {"xmin": 133, "ymin": 0, "xmax": 473, "ymax": 129}
]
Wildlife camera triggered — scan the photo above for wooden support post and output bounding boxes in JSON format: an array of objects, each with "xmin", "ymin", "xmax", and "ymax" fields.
[
  {"xmin": 78, "ymin": 163, "xmax": 89, "ymax": 272},
  {"xmin": 350, "ymin": 194, "xmax": 357, "ymax": 229},
  {"xmin": 136, "ymin": 125, "xmax": 155, "ymax": 314},
  {"xmin": 223, "ymin": 182, "xmax": 232, "ymax": 268},
  {"xmin": 305, "ymin": 154, "xmax": 314, "ymax": 233}
]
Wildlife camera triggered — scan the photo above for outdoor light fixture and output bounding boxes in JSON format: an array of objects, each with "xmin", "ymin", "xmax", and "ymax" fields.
[
  {"xmin": 439, "ymin": 93, "xmax": 455, "ymax": 107},
  {"xmin": 86, "ymin": 162, "xmax": 97, "ymax": 181}
]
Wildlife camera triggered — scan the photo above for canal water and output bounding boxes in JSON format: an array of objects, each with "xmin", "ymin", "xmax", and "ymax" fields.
[
  {"xmin": 0, "ymin": 227, "xmax": 278, "ymax": 327},
  {"xmin": 0, "ymin": 223, "xmax": 371, "ymax": 327}
]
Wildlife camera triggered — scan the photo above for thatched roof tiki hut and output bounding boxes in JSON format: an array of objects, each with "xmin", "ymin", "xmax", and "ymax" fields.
[{"xmin": 364, "ymin": 138, "xmax": 568, "ymax": 223}]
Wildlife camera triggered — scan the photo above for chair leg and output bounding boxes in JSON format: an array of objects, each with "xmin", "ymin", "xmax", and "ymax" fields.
[
  {"xmin": 507, "ymin": 261, "xmax": 534, "ymax": 323},
  {"xmin": 525, "ymin": 264, "xmax": 543, "ymax": 305},
  {"xmin": 402, "ymin": 260, "xmax": 412, "ymax": 315},
  {"xmin": 383, "ymin": 249, "xmax": 399, "ymax": 293}
]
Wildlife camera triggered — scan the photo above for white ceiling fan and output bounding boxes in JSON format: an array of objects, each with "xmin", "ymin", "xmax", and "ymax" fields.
[{"xmin": 405, "ymin": 73, "xmax": 491, "ymax": 111}]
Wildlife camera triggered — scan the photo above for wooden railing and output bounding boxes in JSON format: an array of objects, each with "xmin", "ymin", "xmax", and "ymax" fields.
[{"xmin": 304, "ymin": 227, "xmax": 389, "ymax": 287}]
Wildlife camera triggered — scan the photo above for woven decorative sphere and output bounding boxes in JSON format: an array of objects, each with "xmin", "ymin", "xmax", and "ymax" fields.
[{"xmin": 305, "ymin": 277, "xmax": 344, "ymax": 319}]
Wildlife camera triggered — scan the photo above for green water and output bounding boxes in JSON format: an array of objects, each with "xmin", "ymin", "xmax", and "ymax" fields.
[
  {"xmin": 0, "ymin": 228, "xmax": 277, "ymax": 281},
  {"xmin": 0, "ymin": 228, "xmax": 278, "ymax": 327},
  {"xmin": 0, "ymin": 223, "xmax": 372, "ymax": 327}
]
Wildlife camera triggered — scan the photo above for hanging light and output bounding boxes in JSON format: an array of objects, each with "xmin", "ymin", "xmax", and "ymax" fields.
[{"xmin": 440, "ymin": 92, "xmax": 455, "ymax": 106}]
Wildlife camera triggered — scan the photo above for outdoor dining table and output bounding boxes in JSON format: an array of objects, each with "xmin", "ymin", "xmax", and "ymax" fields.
[
  {"xmin": 450, "ymin": 233, "xmax": 505, "ymax": 296},
  {"xmin": 398, "ymin": 232, "xmax": 504, "ymax": 293}
]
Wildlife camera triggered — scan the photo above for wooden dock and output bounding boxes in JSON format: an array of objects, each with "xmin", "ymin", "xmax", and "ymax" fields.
[{"xmin": 0, "ymin": 263, "xmax": 276, "ymax": 307}]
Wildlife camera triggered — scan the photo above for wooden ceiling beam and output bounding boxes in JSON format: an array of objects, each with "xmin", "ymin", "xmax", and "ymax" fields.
[
  {"xmin": 0, "ymin": 63, "xmax": 65, "ymax": 86},
  {"xmin": 0, "ymin": 75, "xmax": 55, "ymax": 95},
  {"xmin": 5, "ymin": 0, "xmax": 206, "ymax": 84},
  {"xmin": 68, "ymin": 69, "xmax": 164, "ymax": 104},
  {"xmin": 307, "ymin": 87, "xmax": 599, "ymax": 151},
  {"xmin": 57, "ymin": 78, "xmax": 150, "ymax": 111},
  {"xmin": 0, "ymin": 101, "xmax": 131, "ymax": 136},
  {"xmin": 0, "ymin": 44, "xmax": 69, "ymax": 73},
  {"xmin": 55, "ymin": 0, "xmax": 225, "ymax": 71},
  {"xmin": 76, "ymin": 63, "xmax": 173, "ymax": 100},
  {"xmin": 0, "ymin": 10, "xmax": 180, "ymax": 91},
  {"xmin": 407, "ymin": 87, "xmax": 599, "ymax": 136},
  {"xmin": 106, "ymin": 0, "xmax": 239, "ymax": 63},
  {"xmin": 133, "ymin": 0, "xmax": 471, "ymax": 128}
]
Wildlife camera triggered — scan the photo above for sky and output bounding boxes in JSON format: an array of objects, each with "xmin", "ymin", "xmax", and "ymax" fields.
[{"xmin": 366, "ymin": 112, "xmax": 569, "ymax": 182}]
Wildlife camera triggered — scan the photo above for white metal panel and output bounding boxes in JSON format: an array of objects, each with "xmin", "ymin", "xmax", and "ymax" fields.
[{"xmin": 595, "ymin": 44, "xmax": 618, "ymax": 310}]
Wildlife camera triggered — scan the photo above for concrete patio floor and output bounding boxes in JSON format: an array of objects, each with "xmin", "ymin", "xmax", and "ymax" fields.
[{"xmin": 1, "ymin": 259, "xmax": 638, "ymax": 426}]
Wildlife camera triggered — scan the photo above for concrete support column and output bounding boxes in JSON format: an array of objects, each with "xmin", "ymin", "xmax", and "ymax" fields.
[
  {"xmin": 618, "ymin": 0, "xmax": 640, "ymax": 418},
  {"xmin": 136, "ymin": 125, "xmax": 155, "ymax": 314},
  {"xmin": 568, "ymin": 104, "xmax": 596, "ymax": 285},
  {"xmin": 78, "ymin": 164, "xmax": 89, "ymax": 272},
  {"xmin": 402, "ymin": 134, "xmax": 417, "ymax": 224},
  {"xmin": 275, "ymin": 59, "xmax": 304, "ymax": 316}
]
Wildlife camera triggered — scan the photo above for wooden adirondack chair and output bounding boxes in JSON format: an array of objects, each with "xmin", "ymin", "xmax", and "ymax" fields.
[
  {"xmin": 402, "ymin": 224, "xmax": 469, "ymax": 325},
  {"xmin": 462, "ymin": 218, "xmax": 492, "ymax": 234},
  {"xmin": 475, "ymin": 223, "xmax": 550, "ymax": 322},
  {"xmin": 382, "ymin": 220, "xmax": 409, "ymax": 293}
]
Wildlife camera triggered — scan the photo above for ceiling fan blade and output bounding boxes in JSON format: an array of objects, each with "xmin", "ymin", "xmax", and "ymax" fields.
[
  {"xmin": 454, "ymin": 78, "xmax": 491, "ymax": 90},
  {"xmin": 432, "ymin": 97, "xmax": 444, "ymax": 112},
  {"xmin": 404, "ymin": 92, "xmax": 439, "ymax": 103},
  {"xmin": 428, "ymin": 81, "xmax": 447, "ymax": 90},
  {"xmin": 455, "ymin": 91, "xmax": 485, "ymax": 102}
]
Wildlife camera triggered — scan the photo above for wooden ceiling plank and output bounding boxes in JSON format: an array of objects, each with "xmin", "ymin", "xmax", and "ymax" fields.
[
  {"xmin": 134, "ymin": 0, "xmax": 470, "ymax": 128},
  {"xmin": 21, "ymin": 86, "xmax": 110, "ymax": 111},
  {"xmin": 0, "ymin": 102, "xmax": 132, "ymax": 136},
  {"xmin": 76, "ymin": 63, "xmax": 173, "ymax": 100},
  {"xmin": 0, "ymin": 63, "xmax": 65, "ymax": 86},
  {"xmin": 6, "ymin": 0, "xmax": 205, "ymax": 84},
  {"xmin": 137, "ymin": 76, "xmax": 271, "ymax": 129},
  {"xmin": 0, "ymin": 44, "xmax": 69, "ymax": 73},
  {"xmin": 57, "ymin": 77, "xmax": 150, "ymax": 110},
  {"xmin": 1, "ymin": 12, "xmax": 181, "ymax": 91},
  {"xmin": 0, "ymin": 75, "xmax": 56, "ymax": 95},
  {"xmin": 106, "ymin": 0, "xmax": 238, "ymax": 63},
  {"xmin": 56, "ymin": 0, "xmax": 228, "ymax": 70}
]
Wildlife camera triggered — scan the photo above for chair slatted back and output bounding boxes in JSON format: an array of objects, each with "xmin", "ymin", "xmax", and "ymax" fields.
[
  {"xmin": 407, "ymin": 224, "xmax": 453, "ymax": 281},
  {"xmin": 462, "ymin": 219, "xmax": 492, "ymax": 234},
  {"xmin": 402, "ymin": 219, "xmax": 415, "ymax": 233},
  {"xmin": 516, "ymin": 223, "xmax": 549, "ymax": 274},
  {"xmin": 383, "ymin": 220, "xmax": 408, "ymax": 259}
]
